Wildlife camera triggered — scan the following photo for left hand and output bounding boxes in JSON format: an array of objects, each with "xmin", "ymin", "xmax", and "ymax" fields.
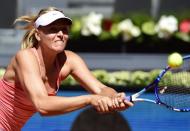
[{"xmin": 111, "ymin": 92, "xmax": 133, "ymax": 111}]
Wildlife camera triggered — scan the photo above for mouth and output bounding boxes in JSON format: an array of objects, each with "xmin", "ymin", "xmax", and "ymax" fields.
[
  {"xmin": 54, "ymin": 40, "xmax": 66, "ymax": 48},
  {"xmin": 55, "ymin": 40, "xmax": 64, "ymax": 43}
]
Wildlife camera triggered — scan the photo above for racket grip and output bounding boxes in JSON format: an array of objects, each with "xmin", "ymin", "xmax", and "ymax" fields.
[{"xmin": 125, "ymin": 96, "xmax": 132, "ymax": 102}]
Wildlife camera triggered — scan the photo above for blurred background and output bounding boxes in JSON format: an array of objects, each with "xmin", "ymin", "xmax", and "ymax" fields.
[
  {"xmin": 0, "ymin": 0, "xmax": 190, "ymax": 131},
  {"xmin": 1, "ymin": 0, "xmax": 190, "ymax": 70}
]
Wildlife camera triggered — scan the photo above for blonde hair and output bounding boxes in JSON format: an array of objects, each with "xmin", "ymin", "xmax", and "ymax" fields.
[{"xmin": 14, "ymin": 7, "xmax": 62, "ymax": 49}]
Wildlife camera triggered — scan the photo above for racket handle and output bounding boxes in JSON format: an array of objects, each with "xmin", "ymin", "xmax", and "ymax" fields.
[{"xmin": 125, "ymin": 96, "xmax": 132, "ymax": 102}]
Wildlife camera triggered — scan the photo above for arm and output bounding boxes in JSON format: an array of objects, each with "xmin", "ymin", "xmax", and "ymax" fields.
[
  {"xmin": 64, "ymin": 51, "xmax": 116, "ymax": 96},
  {"xmin": 64, "ymin": 51, "xmax": 133, "ymax": 110},
  {"xmin": 14, "ymin": 50, "xmax": 111, "ymax": 116}
]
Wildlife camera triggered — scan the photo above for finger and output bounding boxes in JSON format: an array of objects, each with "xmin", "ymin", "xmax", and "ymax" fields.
[
  {"xmin": 119, "ymin": 102, "xmax": 126, "ymax": 108},
  {"xmin": 100, "ymin": 98, "xmax": 112, "ymax": 113},
  {"xmin": 116, "ymin": 103, "xmax": 126, "ymax": 111},
  {"xmin": 124, "ymin": 99, "xmax": 134, "ymax": 106},
  {"xmin": 117, "ymin": 93, "xmax": 126, "ymax": 99},
  {"xmin": 120, "ymin": 92, "xmax": 126, "ymax": 99},
  {"xmin": 111, "ymin": 99, "xmax": 117, "ymax": 109},
  {"xmin": 98, "ymin": 99, "xmax": 106, "ymax": 112},
  {"xmin": 102, "ymin": 99, "xmax": 109, "ymax": 112},
  {"xmin": 115, "ymin": 93, "xmax": 125, "ymax": 102},
  {"xmin": 106, "ymin": 97, "xmax": 113, "ymax": 108},
  {"xmin": 114, "ymin": 98, "xmax": 120, "ymax": 108},
  {"xmin": 96, "ymin": 106, "xmax": 101, "ymax": 112},
  {"xmin": 105, "ymin": 97, "xmax": 114, "ymax": 112}
]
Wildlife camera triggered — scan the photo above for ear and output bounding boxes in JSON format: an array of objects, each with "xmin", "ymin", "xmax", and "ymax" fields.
[{"xmin": 35, "ymin": 29, "xmax": 41, "ymax": 41}]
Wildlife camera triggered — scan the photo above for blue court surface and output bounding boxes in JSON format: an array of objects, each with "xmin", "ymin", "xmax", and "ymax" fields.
[{"xmin": 23, "ymin": 90, "xmax": 190, "ymax": 131}]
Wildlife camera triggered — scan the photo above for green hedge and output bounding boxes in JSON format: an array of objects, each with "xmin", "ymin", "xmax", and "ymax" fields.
[
  {"xmin": 1, "ymin": 68, "xmax": 190, "ymax": 90},
  {"xmin": 61, "ymin": 69, "xmax": 190, "ymax": 90},
  {"xmin": 0, "ymin": 68, "xmax": 5, "ymax": 78},
  {"xmin": 61, "ymin": 69, "xmax": 158, "ymax": 87}
]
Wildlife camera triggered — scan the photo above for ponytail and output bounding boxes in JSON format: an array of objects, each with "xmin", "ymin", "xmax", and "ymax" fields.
[{"xmin": 14, "ymin": 7, "xmax": 61, "ymax": 49}]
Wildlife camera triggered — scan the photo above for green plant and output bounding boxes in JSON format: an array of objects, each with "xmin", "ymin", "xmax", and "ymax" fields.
[
  {"xmin": 0, "ymin": 68, "xmax": 5, "ymax": 78},
  {"xmin": 108, "ymin": 71, "xmax": 131, "ymax": 86},
  {"xmin": 69, "ymin": 12, "xmax": 190, "ymax": 44},
  {"xmin": 92, "ymin": 69, "xmax": 109, "ymax": 84},
  {"xmin": 1, "ymin": 67, "xmax": 190, "ymax": 90},
  {"xmin": 61, "ymin": 75, "xmax": 78, "ymax": 86}
]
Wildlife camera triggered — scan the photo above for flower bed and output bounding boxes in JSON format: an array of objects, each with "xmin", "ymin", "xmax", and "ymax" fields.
[{"xmin": 67, "ymin": 12, "xmax": 190, "ymax": 53}]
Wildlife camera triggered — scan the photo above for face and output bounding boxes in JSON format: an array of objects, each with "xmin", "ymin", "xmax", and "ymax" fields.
[{"xmin": 36, "ymin": 19, "xmax": 70, "ymax": 53}]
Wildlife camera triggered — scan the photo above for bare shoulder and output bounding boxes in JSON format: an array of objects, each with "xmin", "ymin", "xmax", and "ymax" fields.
[
  {"xmin": 64, "ymin": 50, "xmax": 79, "ymax": 57},
  {"xmin": 64, "ymin": 50, "xmax": 87, "ymax": 68},
  {"xmin": 64, "ymin": 50, "xmax": 82, "ymax": 60},
  {"xmin": 14, "ymin": 48, "xmax": 38, "ymax": 67},
  {"xmin": 3, "ymin": 48, "xmax": 38, "ymax": 82},
  {"xmin": 15, "ymin": 49, "xmax": 33, "ymax": 59},
  {"xmin": 57, "ymin": 50, "xmax": 87, "ymax": 74}
]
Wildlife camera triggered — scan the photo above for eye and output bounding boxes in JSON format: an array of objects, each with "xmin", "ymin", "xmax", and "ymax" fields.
[
  {"xmin": 50, "ymin": 27, "xmax": 59, "ymax": 33},
  {"xmin": 41, "ymin": 25, "xmax": 69, "ymax": 34},
  {"xmin": 61, "ymin": 27, "xmax": 69, "ymax": 34}
]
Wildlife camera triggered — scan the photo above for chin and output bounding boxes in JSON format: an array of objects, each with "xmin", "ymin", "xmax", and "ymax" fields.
[
  {"xmin": 52, "ymin": 43, "xmax": 66, "ymax": 53},
  {"xmin": 53, "ymin": 46, "xmax": 65, "ymax": 53}
]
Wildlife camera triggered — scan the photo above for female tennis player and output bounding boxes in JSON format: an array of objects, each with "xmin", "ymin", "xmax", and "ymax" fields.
[{"xmin": 0, "ymin": 7, "xmax": 133, "ymax": 130}]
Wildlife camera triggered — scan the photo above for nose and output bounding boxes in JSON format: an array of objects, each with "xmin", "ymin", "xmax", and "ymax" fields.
[{"xmin": 57, "ymin": 30, "xmax": 64, "ymax": 36}]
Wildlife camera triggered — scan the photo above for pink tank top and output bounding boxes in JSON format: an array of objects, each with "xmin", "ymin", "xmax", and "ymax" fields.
[{"xmin": 0, "ymin": 48, "xmax": 61, "ymax": 130}]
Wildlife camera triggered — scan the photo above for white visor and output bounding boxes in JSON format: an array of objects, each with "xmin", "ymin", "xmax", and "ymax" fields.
[{"xmin": 34, "ymin": 11, "xmax": 72, "ymax": 28}]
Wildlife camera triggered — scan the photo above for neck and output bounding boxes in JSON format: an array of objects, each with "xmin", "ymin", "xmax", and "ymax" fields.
[{"xmin": 36, "ymin": 46, "xmax": 57, "ymax": 71}]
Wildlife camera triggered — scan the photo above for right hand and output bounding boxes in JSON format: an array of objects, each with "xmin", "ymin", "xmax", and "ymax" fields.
[{"xmin": 111, "ymin": 92, "xmax": 133, "ymax": 111}]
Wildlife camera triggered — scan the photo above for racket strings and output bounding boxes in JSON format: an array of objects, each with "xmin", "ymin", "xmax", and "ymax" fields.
[
  {"xmin": 158, "ymin": 60, "xmax": 190, "ymax": 109},
  {"xmin": 158, "ymin": 86, "xmax": 190, "ymax": 109}
]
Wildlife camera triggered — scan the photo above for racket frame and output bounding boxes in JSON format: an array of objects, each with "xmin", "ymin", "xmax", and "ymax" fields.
[{"xmin": 126, "ymin": 55, "xmax": 190, "ymax": 112}]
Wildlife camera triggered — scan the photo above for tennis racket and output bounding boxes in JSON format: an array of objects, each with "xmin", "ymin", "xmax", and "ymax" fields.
[{"xmin": 125, "ymin": 55, "xmax": 190, "ymax": 112}]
